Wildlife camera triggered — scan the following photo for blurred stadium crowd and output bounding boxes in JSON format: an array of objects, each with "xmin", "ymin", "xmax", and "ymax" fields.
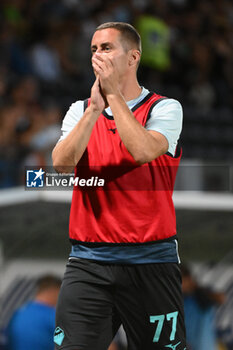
[{"xmin": 0, "ymin": 0, "xmax": 232, "ymax": 188}]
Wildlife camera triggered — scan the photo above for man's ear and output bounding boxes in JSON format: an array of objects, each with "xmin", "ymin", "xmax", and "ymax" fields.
[{"xmin": 129, "ymin": 49, "xmax": 141, "ymax": 67}]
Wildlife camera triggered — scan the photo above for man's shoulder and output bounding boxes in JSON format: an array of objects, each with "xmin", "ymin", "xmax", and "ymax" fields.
[
  {"xmin": 63, "ymin": 100, "xmax": 86, "ymax": 122},
  {"xmin": 14, "ymin": 301, "xmax": 36, "ymax": 316},
  {"xmin": 149, "ymin": 93, "xmax": 183, "ymax": 111},
  {"xmin": 68, "ymin": 99, "xmax": 85, "ymax": 112}
]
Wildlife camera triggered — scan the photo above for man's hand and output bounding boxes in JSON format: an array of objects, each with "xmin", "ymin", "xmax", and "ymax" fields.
[
  {"xmin": 92, "ymin": 53, "xmax": 120, "ymax": 98},
  {"xmin": 90, "ymin": 75, "xmax": 108, "ymax": 113},
  {"xmin": 52, "ymin": 76, "xmax": 106, "ymax": 173}
]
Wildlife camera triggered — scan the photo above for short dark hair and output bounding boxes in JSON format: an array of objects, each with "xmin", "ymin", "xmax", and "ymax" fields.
[
  {"xmin": 36, "ymin": 274, "xmax": 61, "ymax": 293},
  {"xmin": 95, "ymin": 22, "xmax": 141, "ymax": 52}
]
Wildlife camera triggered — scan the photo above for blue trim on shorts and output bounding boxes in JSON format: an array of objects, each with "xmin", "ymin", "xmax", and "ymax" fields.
[{"xmin": 70, "ymin": 239, "xmax": 179, "ymax": 264}]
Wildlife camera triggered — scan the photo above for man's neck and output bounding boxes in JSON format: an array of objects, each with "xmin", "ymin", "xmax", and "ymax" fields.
[
  {"xmin": 120, "ymin": 79, "xmax": 142, "ymax": 102},
  {"xmin": 35, "ymin": 291, "xmax": 57, "ymax": 307}
]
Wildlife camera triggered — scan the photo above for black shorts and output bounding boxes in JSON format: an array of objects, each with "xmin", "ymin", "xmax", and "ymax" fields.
[{"xmin": 55, "ymin": 259, "xmax": 186, "ymax": 350}]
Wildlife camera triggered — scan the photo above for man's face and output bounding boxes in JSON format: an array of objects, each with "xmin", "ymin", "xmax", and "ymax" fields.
[{"xmin": 91, "ymin": 28, "xmax": 130, "ymax": 77}]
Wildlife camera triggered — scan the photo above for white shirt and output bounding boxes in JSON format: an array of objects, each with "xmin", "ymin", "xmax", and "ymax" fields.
[{"xmin": 59, "ymin": 87, "xmax": 183, "ymax": 156}]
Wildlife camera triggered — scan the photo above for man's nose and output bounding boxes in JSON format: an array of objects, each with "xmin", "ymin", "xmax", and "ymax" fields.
[
  {"xmin": 92, "ymin": 51, "xmax": 102, "ymax": 62},
  {"xmin": 93, "ymin": 49, "xmax": 103, "ymax": 57}
]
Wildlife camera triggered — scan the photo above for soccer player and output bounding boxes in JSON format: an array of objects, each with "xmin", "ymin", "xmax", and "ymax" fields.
[
  {"xmin": 7, "ymin": 275, "xmax": 61, "ymax": 350},
  {"xmin": 52, "ymin": 22, "xmax": 186, "ymax": 350}
]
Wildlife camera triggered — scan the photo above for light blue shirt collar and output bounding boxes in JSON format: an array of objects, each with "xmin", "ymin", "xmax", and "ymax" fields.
[{"xmin": 104, "ymin": 87, "xmax": 149, "ymax": 116}]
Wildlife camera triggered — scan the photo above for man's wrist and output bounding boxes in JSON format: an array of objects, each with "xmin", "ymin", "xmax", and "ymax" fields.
[
  {"xmin": 106, "ymin": 92, "xmax": 124, "ymax": 104},
  {"xmin": 87, "ymin": 105, "xmax": 103, "ymax": 118}
]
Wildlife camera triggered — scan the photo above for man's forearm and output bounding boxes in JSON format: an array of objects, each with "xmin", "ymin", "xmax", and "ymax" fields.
[
  {"xmin": 107, "ymin": 94, "xmax": 168, "ymax": 164},
  {"xmin": 52, "ymin": 106, "xmax": 100, "ymax": 173}
]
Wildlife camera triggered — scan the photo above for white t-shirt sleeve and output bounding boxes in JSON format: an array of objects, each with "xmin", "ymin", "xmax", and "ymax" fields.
[
  {"xmin": 58, "ymin": 100, "xmax": 84, "ymax": 142},
  {"xmin": 145, "ymin": 98, "xmax": 183, "ymax": 156}
]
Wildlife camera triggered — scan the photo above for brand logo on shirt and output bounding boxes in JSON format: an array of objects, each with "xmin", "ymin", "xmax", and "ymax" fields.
[
  {"xmin": 165, "ymin": 341, "xmax": 181, "ymax": 349},
  {"xmin": 108, "ymin": 128, "xmax": 117, "ymax": 134},
  {"xmin": 54, "ymin": 327, "xmax": 65, "ymax": 346},
  {"xmin": 26, "ymin": 168, "xmax": 45, "ymax": 187}
]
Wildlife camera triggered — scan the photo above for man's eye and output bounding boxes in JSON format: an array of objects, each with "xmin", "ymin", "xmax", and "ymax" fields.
[{"xmin": 105, "ymin": 47, "xmax": 110, "ymax": 51}]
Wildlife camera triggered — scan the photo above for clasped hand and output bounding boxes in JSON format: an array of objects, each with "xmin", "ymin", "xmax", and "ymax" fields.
[
  {"xmin": 92, "ymin": 53, "xmax": 119, "ymax": 96},
  {"xmin": 90, "ymin": 53, "xmax": 120, "ymax": 113}
]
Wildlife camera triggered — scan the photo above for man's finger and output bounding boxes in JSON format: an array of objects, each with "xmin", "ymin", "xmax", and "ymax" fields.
[
  {"xmin": 92, "ymin": 58, "xmax": 105, "ymax": 72},
  {"xmin": 94, "ymin": 53, "xmax": 113, "ymax": 69},
  {"xmin": 91, "ymin": 75, "xmax": 100, "ymax": 91},
  {"xmin": 93, "ymin": 53, "xmax": 104, "ymax": 61},
  {"xmin": 93, "ymin": 75, "xmax": 99, "ymax": 86},
  {"xmin": 92, "ymin": 61, "xmax": 103, "ymax": 76}
]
